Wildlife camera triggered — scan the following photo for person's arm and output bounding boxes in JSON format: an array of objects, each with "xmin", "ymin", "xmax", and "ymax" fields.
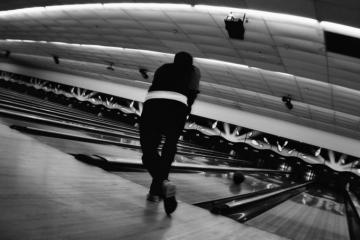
[
  {"xmin": 148, "ymin": 64, "xmax": 166, "ymax": 92},
  {"xmin": 186, "ymin": 66, "xmax": 201, "ymax": 114},
  {"xmin": 187, "ymin": 89, "xmax": 199, "ymax": 108}
]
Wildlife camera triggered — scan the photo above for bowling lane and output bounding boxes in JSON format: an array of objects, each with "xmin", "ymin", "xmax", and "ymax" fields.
[
  {"xmin": 0, "ymin": 88, "xmax": 253, "ymax": 162},
  {"xmin": 23, "ymin": 131, "xmax": 282, "ymax": 204},
  {"xmin": 0, "ymin": 117, "xmax": 288, "ymax": 204},
  {"xmin": 247, "ymin": 172, "xmax": 295, "ymax": 186},
  {"xmin": 1, "ymin": 115, "xmax": 251, "ymax": 169},
  {"xmin": 114, "ymin": 171, "xmax": 280, "ymax": 204},
  {"xmin": 0, "ymin": 117, "xmax": 103, "ymax": 139},
  {"xmin": 246, "ymin": 187, "xmax": 349, "ymax": 240},
  {"xmin": 0, "ymin": 110, "xmax": 244, "ymax": 166}
]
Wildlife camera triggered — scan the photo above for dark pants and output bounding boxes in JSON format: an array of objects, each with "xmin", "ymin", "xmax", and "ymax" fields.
[{"xmin": 140, "ymin": 99, "xmax": 188, "ymax": 195}]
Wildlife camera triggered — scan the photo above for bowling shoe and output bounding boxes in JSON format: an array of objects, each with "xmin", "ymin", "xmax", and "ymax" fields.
[{"xmin": 162, "ymin": 180, "xmax": 177, "ymax": 215}]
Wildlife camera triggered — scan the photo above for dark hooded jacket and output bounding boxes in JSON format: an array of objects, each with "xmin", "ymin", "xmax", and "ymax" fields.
[{"xmin": 148, "ymin": 52, "xmax": 200, "ymax": 110}]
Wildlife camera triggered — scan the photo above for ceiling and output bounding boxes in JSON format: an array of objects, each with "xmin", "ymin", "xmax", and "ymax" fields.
[
  {"xmin": 0, "ymin": 1, "xmax": 360, "ymax": 150},
  {"xmin": 0, "ymin": 0, "xmax": 359, "ymax": 28}
]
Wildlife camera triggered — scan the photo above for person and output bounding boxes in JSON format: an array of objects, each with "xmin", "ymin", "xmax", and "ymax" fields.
[{"xmin": 139, "ymin": 52, "xmax": 201, "ymax": 215}]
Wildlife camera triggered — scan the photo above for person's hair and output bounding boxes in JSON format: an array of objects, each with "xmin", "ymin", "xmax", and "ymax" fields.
[{"xmin": 174, "ymin": 52, "xmax": 193, "ymax": 67}]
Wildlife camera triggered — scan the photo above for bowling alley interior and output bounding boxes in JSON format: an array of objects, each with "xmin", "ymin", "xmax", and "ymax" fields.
[{"xmin": 0, "ymin": 1, "xmax": 359, "ymax": 240}]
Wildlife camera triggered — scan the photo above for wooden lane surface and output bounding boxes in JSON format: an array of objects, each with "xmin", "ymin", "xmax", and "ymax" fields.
[
  {"xmin": 0, "ymin": 89, "xmax": 125, "ymax": 126},
  {"xmin": 246, "ymin": 192, "xmax": 350, "ymax": 240},
  {"xmin": 0, "ymin": 88, "xmax": 233, "ymax": 157},
  {"xmin": 0, "ymin": 112, "xmax": 233, "ymax": 165},
  {"xmin": 0, "ymin": 106, "xmax": 233, "ymax": 160},
  {"xmin": 8, "ymin": 124, "xmax": 279, "ymax": 205},
  {"xmin": 2, "ymin": 113, "xmax": 252, "ymax": 168},
  {"xmin": 4, "ymin": 119, "xmax": 232, "ymax": 168},
  {"xmin": 0, "ymin": 116, "xmax": 101, "ymax": 139},
  {"xmin": 114, "ymin": 171, "xmax": 278, "ymax": 204},
  {"xmin": 0, "ymin": 119, "xmax": 288, "ymax": 240}
]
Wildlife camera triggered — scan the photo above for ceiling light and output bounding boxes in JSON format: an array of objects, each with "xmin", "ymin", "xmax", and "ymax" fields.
[
  {"xmin": 52, "ymin": 41, "xmax": 70, "ymax": 46},
  {"xmin": 45, "ymin": 4, "xmax": 102, "ymax": 12},
  {"xmin": 23, "ymin": 40, "xmax": 36, "ymax": 43},
  {"xmin": 139, "ymin": 68, "xmax": 149, "ymax": 79},
  {"xmin": 103, "ymin": 3, "xmax": 191, "ymax": 11},
  {"xmin": 52, "ymin": 55, "xmax": 59, "ymax": 64},
  {"xmin": 106, "ymin": 62, "xmax": 114, "ymax": 71},
  {"xmin": 198, "ymin": 58, "xmax": 248, "ymax": 69},
  {"xmin": 275, "ymin": 72, "xmax": 294, "ymax": 77},
  {"xmin": 282, "ymin": 95, "xmax": 293, "ymax": 110},
  {"xmin": 5, "ymin": 39, "xmax": 22, "ymax": 42},
  {"xmin": 0, "ymin": 7, "xmax": 45, "ymax": 17},
  {"xmin": 314, "ymin": 148, "xmax": 321, "ymax": 157},
  {"xmin": 251, "ymin": 140, "xmax": 260, "ymax": 146},
  {"xmin": 321, "ymin": 21, "xmax": 360, "ymax": 39},
  {"xmin": 288, "ymin": 149, "xmax": 295, "ymax": 154},
  {"xmin": 235, "ymin": 127, "xmax": 240, "ymax": 135}
]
